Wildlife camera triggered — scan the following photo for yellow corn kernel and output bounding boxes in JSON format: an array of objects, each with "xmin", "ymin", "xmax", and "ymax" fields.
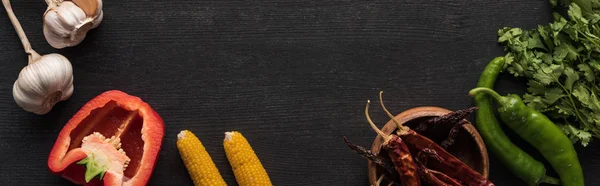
[
  {"xmin": 223, "ymin": 131, "xmax": 272, "ymax": 186},
  {"xmin": 177, "ymin": 130, "xmax": 227, "ymax": 186}
]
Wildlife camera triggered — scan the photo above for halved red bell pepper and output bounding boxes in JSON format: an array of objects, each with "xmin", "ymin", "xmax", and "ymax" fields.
[{"xmin": 48, "ymin": 90, "xmax": 164, "ymax": 186}]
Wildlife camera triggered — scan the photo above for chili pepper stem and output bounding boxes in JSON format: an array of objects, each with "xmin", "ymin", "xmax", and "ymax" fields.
[
  {"xmin": 366, "ymin": 100, "xmax": 392, "ymax": 143},
  {"xmin": 378, "ymin": 91, "xmax": 410, "ymax": 134},
  {"xmin": 541, "ymin": 176, "xmax": 561, "ymax": 185},
  {"xmin": 376, "ymin": 175, "xmax": 385, "ymax": 186},
  {"xmin": 469, "ymin": 88, "xmax": 504, "ymax": 101}
]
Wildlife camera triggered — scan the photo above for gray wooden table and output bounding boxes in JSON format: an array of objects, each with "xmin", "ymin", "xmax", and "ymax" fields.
[{"xmin": 0, "ymin": 0, "xmax": 597, "ymax": 185}]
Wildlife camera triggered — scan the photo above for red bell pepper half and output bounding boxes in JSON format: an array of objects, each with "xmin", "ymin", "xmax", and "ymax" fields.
[{"xmin": 48, "ymin": 90, "xmax": 164, "ymax": 186}]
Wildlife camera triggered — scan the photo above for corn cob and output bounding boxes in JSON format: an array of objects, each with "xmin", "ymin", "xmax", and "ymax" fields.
[
  {"xmin": 223, "ymin": 131, "xmax": 272, "ymax": 186},
  {"xmin": 177, "ymin": 130, "xmax": 227, "ymax": 186}
]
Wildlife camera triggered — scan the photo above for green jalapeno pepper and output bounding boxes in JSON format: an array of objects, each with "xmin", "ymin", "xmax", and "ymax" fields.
[
  {"xmin": 473, "ymin": 57, "xmax": 550, "ymax": 186},
  {"xmin": 470, "ymin": 87, "xmax": 584, "ymax": 186}
]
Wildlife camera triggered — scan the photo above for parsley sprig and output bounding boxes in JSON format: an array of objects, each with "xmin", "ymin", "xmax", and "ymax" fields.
[{"xmin": 498, "ymin": 0, "xmax": 600, "ymax": 146}]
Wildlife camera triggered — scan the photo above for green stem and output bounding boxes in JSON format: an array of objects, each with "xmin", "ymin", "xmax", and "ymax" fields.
[
  {"xmin": 541, "ymin": 175, "xmax": 561, "ymax": 185},
  {"xmin": 551, "ymin": 72, "xmax": 591, "ymax": 132},
  {"xmin": 77, "ymin": 156, "xmax": 107, "ymax": 183},
  {"xmin": 580, "ymin": 31, "xmax": 600, "ymax": 48},
  {"xmin": 469, "ymin": 87, "xmax": 503, "ymax": 102},
  {"xmin": 567, "ymin": 93, "xmax": 589, "ymax": 127}
]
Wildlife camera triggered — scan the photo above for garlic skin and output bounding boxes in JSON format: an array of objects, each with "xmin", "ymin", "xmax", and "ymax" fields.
[
  {"xmin": 43, "ymin": 0, "xmax": 103, "ymax": 49},
  {"xmin": 4, "ymin": 0, "xmax": 75, "ymax": 114},
  {"xmin": 91, "ymin": 9, "xmax": 103, "ymax": 29},
  {"xmin": 13, "ymin": 54, "xmax": 74, "ymax": 115}
]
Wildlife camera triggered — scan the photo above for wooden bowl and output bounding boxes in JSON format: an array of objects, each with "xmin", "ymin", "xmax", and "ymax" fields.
[{"xmin": 368, "ymin": 106, "xmax": 489, "ymax": 185}]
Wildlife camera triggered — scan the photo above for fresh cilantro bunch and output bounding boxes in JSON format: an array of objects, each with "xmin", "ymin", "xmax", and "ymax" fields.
[{"xmin": 497, "ymin": 1, "xmax": 600, "ymax": 146}]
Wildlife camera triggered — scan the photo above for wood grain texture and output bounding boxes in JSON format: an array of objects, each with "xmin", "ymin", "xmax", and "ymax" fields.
[{"xmin": 0, "ymin": 0, "xmax": 597, "ymax": 185}]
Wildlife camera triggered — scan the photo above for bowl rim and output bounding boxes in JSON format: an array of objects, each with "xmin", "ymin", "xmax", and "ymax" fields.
[{"xmin": 367, "ymin": 106, "xmax": 489, "ymax": 185}]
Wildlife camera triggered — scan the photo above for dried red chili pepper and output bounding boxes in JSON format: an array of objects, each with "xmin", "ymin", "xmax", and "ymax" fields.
[
  {"xmin": 344, "ymin": 137, "xmax": 463, "ymax": 186},
  {"xmin": 386, "ymin": 135, "xmax": 420, "ymax": 186},
  {"xmin": 377, "ymin": 92, "xmax": 493, "ymax": 186},
  {"xmin": 343, "ymin": 137, "xmax": 398, "ymax": 181},
  {"xmin": 403, "ymin": 130, "xmax": 493, "ymax": 186},
  {"xmin": 415, "ymin": 107, "xmax": 478, "ymax": 132},
  {"xmin": 366, "ymin": 101, "xmax": 421, "ymax": 186},
  {"xmin": 418, "ymin": 164, "xmax": 462, "ymax": 186},
  {"xmin": 48, "ymin": 90, "xmax": 164, "ymax": 186},
  {"xmin": 415, "ymin": 149, "xmax": 462, "ymax": 186},
  {"xmin": 440, "ymin": 120, "xmax": 468, "ymax": 149}
]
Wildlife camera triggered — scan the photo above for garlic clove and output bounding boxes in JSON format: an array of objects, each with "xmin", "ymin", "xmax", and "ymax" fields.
[
  {"xmin": 43, "ymin": 22, "xmax": 93, "ymax": 49},
  {"xmin": 91, "ymin": 10, "xmax": 103, "ymax": 29},
  {"xmin": 72, "ymin": 0, "xmax": 99, "ymax": 17},
  {"xmin": 86, "ymin": 0, "xmax": 102, "ymax": 29},
  {"xmin": 43, "ymin": 25, "xmax": 68, "ymax": 49},
  {"xmin": 43, "ymin": 1, "xmax": 94, "ymax": 49},
  {"xmin": 95, "ymin": 0, "xmax": 103, "ymax": 16},
  {"xmin": 13, "ymin": 54, "xmax": 74, "ymax": 115},
  {"xmin": 44, "ymin": 2, "xmax": 86, "ymax": 30}
]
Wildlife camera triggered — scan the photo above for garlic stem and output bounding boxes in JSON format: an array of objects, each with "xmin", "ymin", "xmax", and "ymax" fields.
[
  {"xmin": 2, "ymin": 0, "xmax": 41, "ymax": 64},
  {"xmin": 44, "ymin": 0, "xmax": 59, "ymax": 9}
]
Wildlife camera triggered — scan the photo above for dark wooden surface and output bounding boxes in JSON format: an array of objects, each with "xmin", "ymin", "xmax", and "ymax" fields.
[{"xmin": 1, "ymin": 0, "xmax": 599, "ymax": 185}]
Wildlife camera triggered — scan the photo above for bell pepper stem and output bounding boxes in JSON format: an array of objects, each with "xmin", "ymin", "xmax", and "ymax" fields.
[{"xmin": 77, "ymin": 156, "xmax": 107, "ymax": 182}]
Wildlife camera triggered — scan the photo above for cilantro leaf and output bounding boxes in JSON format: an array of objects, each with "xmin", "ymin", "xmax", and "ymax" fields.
[
  {"xmin": 498, "ymin": 1, "xmax": 600, "ymax": 146},
  {"xmin": 538, "ymin": 25, "xmax": 555, "ymax": 50},
  {"xmin": 546, "ymin": 88, "xmax": 565, "ymax": 105},
  {"xmin": 498, "ymin": 27, "xmax": 522, "ymax": 43},
  {"xmin": 587, "ymin": 92, "xmax": 600, "ymax": 111},
  {"xmin": 568, "ymin": 3, "xmax": 587, "ymax": 24},
  {"xmin": 573, "ymin": 84, "xmax": 590, "ymax": 105},
  {"xmin": 561, "ymin": 124, "xmax": 592, "ymax": 146},
  {"xmin": 554, "ymin": 42, "xmax": 580, "ymax": 61},
  {"xmin": 564, "ymin": 66, "xmax": 580, "ymax": 90},
  {"xmin": 590, "ymin": 60, "xmax": 600, "ymax": 72},
  {"xmin": 577, "ymin": 63, "xmax": 595, "ymax": 82},
  {"xmin": 528, "ymin": 33, "xmax": 547, "ymax": 50},
  {"xmin": 524, "ymin": 94, "xmax": 545, "ymax": 110},
  {"xmin": 533, "ymin": 70, "xmax": 556, "ymax": 84},
  {"xmin": 556, "ymin": 99, "xmax": 576, "ymax": 116},
  {"xmin": 534, "ymin": 64, "xmax": 563, "ymax": 84},
  {"xmin": 527, "ymin": 80, "xmax": 548, "ymax": 95}
]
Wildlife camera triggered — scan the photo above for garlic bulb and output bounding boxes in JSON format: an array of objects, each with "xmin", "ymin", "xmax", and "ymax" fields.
[
  {"xmin": 13, "ymin": 54, "xmax": 74, "ymax": 114},
  {"xmin": 3, "ymin": 0, "xmax": 74, "ymax": 114},
  {"xmin": 43, "ymin": 0, "xmax": 103, "ymax": 49}
]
